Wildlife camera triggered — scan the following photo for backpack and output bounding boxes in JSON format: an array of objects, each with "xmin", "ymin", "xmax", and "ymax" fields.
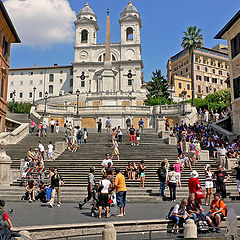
[
  {"xmin": 217, "ymin": 199, "xmax": 228, "ymax": 217},
  {"xmin": 166, "ymin": 206, "xmax": 174, "ymax": 220},
  {"xmin": 77, "ymin": 130, "xmax": 83, "ymax": 139},
  {"xmin": 156, "ymin": 167, "xmax": 166, "ymax": 181},
  {"xmin": 0, "ymin": 210, "xmax": 8, "ymax": 230}
]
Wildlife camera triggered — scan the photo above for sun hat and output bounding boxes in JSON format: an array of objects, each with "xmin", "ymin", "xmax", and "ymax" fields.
[
  {"xmin": 190, "ymin": 170, "xmax": 199, "ymax": 178},
  {"xmin": 205, "ymin": 164, "xmax": 211, "ymax": 171}
]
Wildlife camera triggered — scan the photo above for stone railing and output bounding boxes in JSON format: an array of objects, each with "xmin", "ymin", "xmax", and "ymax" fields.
[
  {"xmin": 30, "ymin": 106, "xmax": 42, "ymax": 124},
  {"xmin": 0, "ymin": 123, "xmax": 29, "ymax": 145}
]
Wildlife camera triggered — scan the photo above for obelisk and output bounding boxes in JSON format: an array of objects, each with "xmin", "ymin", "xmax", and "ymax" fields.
[{"xmin": 101, "ymin": 8, "xmax": 115, "ymax": 92}]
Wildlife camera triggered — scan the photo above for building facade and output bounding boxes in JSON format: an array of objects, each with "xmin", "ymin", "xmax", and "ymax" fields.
[
  {"xmin": 0, "ymin": 1, "xmax": 20, "ymax": 132},
  {"xmin": 215, "ymin": 10, "xmax": 240, "ymax": 134},
  {"xmin": 167, "ymin": 45, "xmax": 229, "ymax": 100},
  {"xmin": 8, "ymin": 65, "xmax": 73, "ymax": 102}
]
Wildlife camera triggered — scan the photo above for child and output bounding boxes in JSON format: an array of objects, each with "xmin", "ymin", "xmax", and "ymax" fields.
[
  {"xmin": 83, "ymin": 128, "xmax": 88, "ymax": 144},
  {"xmin": 0, "ymin": 199, "xmax": 13, "ymax": 230},
  {"xmin": 111, "ymin": 138, "xmax": 120, "ymax": 161}
]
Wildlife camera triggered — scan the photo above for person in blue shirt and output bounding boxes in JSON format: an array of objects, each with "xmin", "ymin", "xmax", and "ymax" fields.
[{"xmin": 138, "ymin": 119, "xmax": 144, "ymax": 133}]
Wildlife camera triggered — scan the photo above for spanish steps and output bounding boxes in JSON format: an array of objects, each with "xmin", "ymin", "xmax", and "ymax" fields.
[{"xmin": 1, "ymin": 127, "xmax": 239, "ymax": 202}]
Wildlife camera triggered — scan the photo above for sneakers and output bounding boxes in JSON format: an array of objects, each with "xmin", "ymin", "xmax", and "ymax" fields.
[
  {"xmin": 79, "ymin": 203, "xmax": 83, "ymax": 210},
  {"xmin": 57, "ymin": 203, "xmax": 61, "ymax": 207},
  {"xmin": 49, "ymin": 203, "xmax": 53, "ymax": 208},
  {"xmin": 216, "ymin": 228, "xmax": 221, "ymax": 233},
  {"xmin": 211, "ymin": 227, "xmax": 216, "ymax": 232}
]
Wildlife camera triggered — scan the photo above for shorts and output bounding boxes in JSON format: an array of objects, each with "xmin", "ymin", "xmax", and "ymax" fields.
[
  {"xmin": 130, "ymin": 135, "xmax": 135, "ymax": 142},
  {"xmin": 189, "ymin": 151, "xmax": 196, "ymax": 158},
  {"xmin": 116, "ymin": 191, "xmax": 127, "ymax": 208},
  {"xmin": 140, "ymin": 172, "xmax": 145, "ymax": 178},
  {"xmin": 113, "ymin": 148, "xmax": 119, "ymax": 155},
  {"xmin": 136, "ymin": 137, "xmax": 140, "ymax": 141},
  {"xmin": 98, "ymin": 193, "xmax": 109, "ymax": 207},
  {"xmin": 175, "ymin": 172, "xmax": 181, "ymax": 182},
  {"xmin": 47, "ymin": 152, "xmax": 52, "ymax": 158},
  {"xmin": 43, "ymin": 129, "xmax": 47, "ymax": 134},
  {"xmin": 237, "ymin": 180, "xmax": 240, "ymax": 193},
  {"xmin": 207, "ymin": 212, "xmax": 225, "ymax": 221},
  {"xmin": 205, "ymin": 180, "xmax": 213, "ymax": 189}
]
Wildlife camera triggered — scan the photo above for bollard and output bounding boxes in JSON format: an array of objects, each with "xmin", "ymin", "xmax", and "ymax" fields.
[
  {"xmin": 102, "ymin": 223, "xmax": 116, "ymax": 240},
  {"xmin": 184, "ymin": 219, "xmax": 197, "ymax": 239}
]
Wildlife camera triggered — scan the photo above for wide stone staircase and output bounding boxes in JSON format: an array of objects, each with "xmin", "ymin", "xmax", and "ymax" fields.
[{"xmin": 1, "ymin": 129, "xmax": 238, "ymax": 202}]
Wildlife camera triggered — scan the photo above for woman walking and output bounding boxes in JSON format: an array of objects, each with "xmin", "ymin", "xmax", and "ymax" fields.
[
  {"xmin": 132, "ymin": 161, "xmax": 137, "ymax": 180},
  {"xmin": 139, "ymin": 160, "xmax": 146, "ymax": 188},
  {"xmin": 111, "ymin": 138, "xmax": 120, "ymax": 161},
  {"xmin": 167, "ymin": 165, "xmax": 177, "ymax": 202},
  {"xmin": 205, "ymin": 165, "xmax": 213, "ymax": 206},
  {"xmin": 136, "ymin": 130, "xmax": 141, "ymax": 146},
  {"xmin": 177, "ymin": 139, "xmax": 183, "ymax": 157},
  {"xmin": 174, "ymin": 160, "xmax": 182, "ymax": 188},
  {"xmin": 188, "ymin": 170, "xmax": 202, "ymax": 205},
  {"xmin": 83, "ymin": 128, "xmax": 88, "ymax": 144}
]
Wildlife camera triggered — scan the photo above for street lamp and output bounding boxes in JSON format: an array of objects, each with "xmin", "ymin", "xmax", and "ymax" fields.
[
  {"xmin": 76, "ymin": 89, "xmax": 80, "ymax": 117},
  {"xmin": 180, "ymin": 90, "xmax": 187, "ymax": 115},
  {"xmin": 12, "ymin": 90, "xmax": 16, "ymax": 113},
  {"xmin": 158, "ymin": 90, "xmax": 162, "ymax": 115},
  {"xmin": 44, "ymin": 91, "xmax": 48, "ymax": 116},
  {"xmin": 33, "ymin": 87, "xmax": 36, "ymax": 105}
]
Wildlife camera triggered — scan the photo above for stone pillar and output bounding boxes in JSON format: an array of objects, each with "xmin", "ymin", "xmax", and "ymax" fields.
[
  {"xmin": 168, "ymin": 137, "xmax": 177, "ymax": 145},
  {"xmin": 199, "ymin": 150, "xmax": 209, "ymax": 161},
  {"xmin": 102, "ymin": 223, "xmax": 116, "ymax": 240},
  {"xmin": 184, "ymin": 219, "xmax": 197, "ymax": 239},
  {"xmin": 0, "ymin": 147, "xmax": 12, "ymax": 187},
  {"xmin": 55, "ymin": 142, "xmax": 66, "ymax": 152},
  {"xmin": 156, "ymin": 117, "xmax": 165, "ymax": 133}
]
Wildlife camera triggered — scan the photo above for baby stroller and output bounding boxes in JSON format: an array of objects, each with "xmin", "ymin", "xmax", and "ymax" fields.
[{"xmin": 90, "ymin": 193, "xmax": 116, "ymax": 217}]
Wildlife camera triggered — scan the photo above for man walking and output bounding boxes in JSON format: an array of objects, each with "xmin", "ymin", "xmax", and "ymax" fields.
[
  {"xmin": 129, "ymin": 125, "xmax": 136, "ymax": 146},
  {"xmin": 138, "ymin": 118, "xmax": 144, "ymax": 133},
  {"xmin": 49, "ymin": 119, "xmax": 55, "ymax": 133},
  {"xmin": 114, "ymin": 167, "xmax": 127, "ymax": 217},
  {"xmin": 97, "ymin": 119, "xmax": 102, "ymax": 133},
  {"xmin": 156, "ymin": 161, "xmax": 167, "ymax": 197},
  {"xmin": 79, "ymin": 167, "xmax": 97, "ymax": 209},
  {"xmin": 126, "ymin": 118, "xmax": 131, "ymax": 132}
]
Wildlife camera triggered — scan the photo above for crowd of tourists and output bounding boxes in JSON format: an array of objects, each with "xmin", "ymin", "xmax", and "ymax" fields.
[{"xmin": 197, "ymin": 108, "xmax": 229, "ymax": 123}]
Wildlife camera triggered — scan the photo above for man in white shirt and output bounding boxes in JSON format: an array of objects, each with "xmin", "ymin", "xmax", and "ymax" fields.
[
  {"xmin": 50, "ymin": 119, "xmax": 55, "ymax": 133},
  {"xmin": 73, "ymin": 126, "xmax": 78, "ymax": 144},
  {"xmin": 101, "ymin": 153, "xmax": 113, "ymax": 168},
  {"xmin": 38, "ymin": 141, "xmax": 45, "ymax": 160},
  {"xmin": 217, "ymin": 144, "xmax": 227, "ymax": 168},
  {"xmin": 47, "ymin": 142, "xmax": 54, "ymax": 161}
]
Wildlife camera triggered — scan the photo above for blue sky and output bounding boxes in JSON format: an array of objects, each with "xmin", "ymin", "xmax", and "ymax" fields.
[{"xmin": 6, "ymin": 0, "xmax": 240, "ymax": 81}]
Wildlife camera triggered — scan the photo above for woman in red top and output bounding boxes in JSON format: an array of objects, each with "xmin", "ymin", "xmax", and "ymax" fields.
[{"xmin": 188, "ymin": 170, "xmax": 202, "ymax": 205}]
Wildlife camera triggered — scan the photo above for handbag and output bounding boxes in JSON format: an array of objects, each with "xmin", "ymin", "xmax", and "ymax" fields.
[{"xmin": 196, "ymin": 189, "xmax": 205, "ymax": 199}]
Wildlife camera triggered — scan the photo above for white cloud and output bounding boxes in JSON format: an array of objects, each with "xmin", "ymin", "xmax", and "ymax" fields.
[{"xmin": 4, "ymin": 0, "xmax": 76, "ymax": 48}]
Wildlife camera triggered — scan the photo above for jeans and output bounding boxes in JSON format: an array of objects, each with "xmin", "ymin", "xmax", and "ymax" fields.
[
  {"xmin": 116, "ymin": 191, "xmax": 127, "ymax": 207},
  {"xmin": 160, "ymin": 181, "xmax": 166, "ymax": 196},
  {"xmin": 77, "ymin": 138, "xmax": 82, "ymax": 145},
  {"xmin": 170, "ymin": 215, "xmax": 180, "ymax": 224},
  {"xmin": 169, "ymin": 182, "xmax": 176, "ymax": 200},
  {"xmin": 190, "ymin": 212, "xmax": 207, "ymax": 222}
]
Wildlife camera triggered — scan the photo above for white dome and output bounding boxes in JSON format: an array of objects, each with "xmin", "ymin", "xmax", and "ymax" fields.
[
  {"xmin": 122, "ymin": 1, "xmax": 139, "ymax": 14},
  {"xmin": 78, "ymin": 2, "xmax": 96, "ymax": 17}
]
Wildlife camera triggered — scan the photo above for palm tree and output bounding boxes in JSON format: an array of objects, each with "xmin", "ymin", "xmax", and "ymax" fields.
[{"xmin": 181, "ymin": 26, "xmax": 203, "ymax": 105}]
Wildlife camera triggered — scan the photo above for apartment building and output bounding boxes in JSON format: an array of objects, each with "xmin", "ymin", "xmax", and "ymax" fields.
[
  {"xmin": 8, "ymin": 65, "xmax": 73, "ymax": 103},
  {"xmin": 215, "ymin": 10, "xmax": 240, "ymax": 134},
  {"xmin": 0, "ymin": 1, "xmax": 20, "ymax": 132},
  {"xmin": 167, "ymin": 44, "xmax": 229, "ymax": 100}
]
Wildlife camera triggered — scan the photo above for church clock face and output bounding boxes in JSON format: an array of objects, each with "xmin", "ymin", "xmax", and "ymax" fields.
[
  {"xmin": 125, "ymin": 49, "xmax": 135, "ymax": 60},
  {"xmin": 80, "ymin": 51, "xmax": 88, "ymax": 60}
]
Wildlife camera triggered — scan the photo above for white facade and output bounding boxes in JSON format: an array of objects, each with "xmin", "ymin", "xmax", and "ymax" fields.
[{"xmin": 8, "ymin": 66, "xmax": 73, "ymax": 102}]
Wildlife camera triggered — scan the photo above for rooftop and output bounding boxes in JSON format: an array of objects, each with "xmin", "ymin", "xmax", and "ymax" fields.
[{"xmin": 9, "ymin": 65, "xmax": 72, "ymax": 71}]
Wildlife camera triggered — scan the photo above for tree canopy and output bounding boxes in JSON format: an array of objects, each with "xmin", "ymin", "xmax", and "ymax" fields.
[{"xmin": 145, "ymin": 70, "xmax": 172, "ymax": 106}]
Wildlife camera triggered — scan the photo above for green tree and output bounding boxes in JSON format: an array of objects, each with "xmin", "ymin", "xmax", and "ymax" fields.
[
  {"xmin": 7, "ymin": 102, "xmax": 32, "ymax": 114},
  {"xmin": 181, "ymin": 26, "xmax": 203, "ymax": 106},
  {"xmin": 145, "ymin": 70, "xmax": 172, "ymax": 106}
]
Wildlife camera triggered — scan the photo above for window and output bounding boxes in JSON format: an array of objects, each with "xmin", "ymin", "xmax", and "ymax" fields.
[
  {"xmin": 2, "ymin": 37, "xmax": 9, "ymax": 60},
  {"xmin": 187, "ymin": 84, "xmax": 190, "ymax": 90},
  {"xmin": 112, "ymin": 54, "xmax": 116, "ymax": 61},
  {"xmin": 10, "ymin": 92, "xmax": 13, "ymax": 99},
  {"xmin": 81, "ymin": 29, "xmax": 88, "ymax": 42},
  {"xmin": 225, "ymin": 64, "xmax": 228, "ymax": 69},
  {"xmin": 197, "ymin": 66, "xmax": 200, "ymax": 70},
  {"xmin": 21, "ymin": 72, "xmax": 23, "ymax": 75},
  {"xmin": 60, "ymin": 79, "xmax": 63, "ymax": 84},
  {"xmin": 11, "ymin": 72, "xmax": 14, "ymax": 76},
  {"xmin": 49, "ymin": 74, "xmax": 54, "ymax": 82},
  {"xmin": 198, "ymin": 85, "xmax": 201, "ymax": 93},
  {"xmin": 180, "ymin": 71, "xmax": 183, "ymax": 75},
  {"xmin": 29, "ymin": 92, "xmax": 32, "ymax": 98},
  {"xmin": 186, "ymin": 68, "xmax": 188, "ymax": 72},
  {"xmin": 231, "ymin": 33, "xmax": 240, "ymax": 59},
  {"xmin": 10, "ymin": 81, "xmax": 13, "ymax": 86},
  {"xmin": 81, "ymin": 81, "xmax": 85, "ymax": 87},
  {"xmin": 39, "ymin": 80, "xmax": 43, "ymax": 85},
  {"xmin": 60, "ymin": 70, "xmax": 63, "ymax": 74},
  {"xmin": 212, "ymin": 69, "xmax": 215, "ymax": 74},
  {"xmin": 39, "ymin": 92, "xmax": 43, "ymax": 98},
  {"xmin": 203, "ymin": 59, "xmax": 206, "ymax": 64},
  {"xmin": 128, "ymin": 79, "xmax": 132, "ymax": 86},
  {"xmin": 0, "ymin": 76, "xmax": 4, "ymax": 98},
  {"xmin": 219, "ymin": 70, "xmax": 222, "ymax": 75},
  {"xmin": 204, "ymin": 76, "xmax": 209, "ymax": 82},
  {"xmin": 205, "ymin": 67, "xmax": 208, "ymax": 72},
  {"xmin": 196, "ymin": 75, "xmax": 202, "ymax": 81},
  {"xmin": 40, "ymin": 71, "xmax": 43, "ymax": 75},
  {"xmin": 126, "ymin": 27, "xmax": 133, "ymax": 41},
  {"xmin": 233, "ymin": 76, "xmax": 240, "ymax": 99},
  {"xmin": 29, "ymin": 72, "xmax": 33, "ymax": 75},
  {"xmin": 20, "ymin": 81, "xmax": 23, "ymax": 85},
  {"xmin": 178, "ymin": 82, "xmax": 182, "ymax": 89},
  {"xmin": 206, "ymin": 86, "xmax": 209, "ymax": 93},
  {"xmin": 29, "ymin": 80, "xmax": 33, "ymax": 85},
  {"xmin": 212, "ymin": 78, "xmax": 217, "ymax": 83},
  {"xmin": 70, "ymin": 68, "xmax": 73, "ymax": 75},
  {"xmin": 49, "ymin": 85, "xmax": 53, "ymax": 94},
  {"xmin": 98, "ymin": 55, "xmax": 102, "ymax": 62},
  {"xmin": 19, "ymin": 92, "xmax": 23, "ymax": 98},
  {"xmin": 220, "ymin": 79, "xmax": 223, "ymax": 85},
  {"xmin": 70, "ymin": 79, "xmax": 73, "ymax": 87}
]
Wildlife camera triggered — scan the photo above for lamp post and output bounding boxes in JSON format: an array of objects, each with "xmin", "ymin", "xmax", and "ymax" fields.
[
  {"xmin": 12, "ymin": 90, "xmax": 16, "ymax": 113},
  {"xmin": 76, "ymin": 89, "xmax": 80, "ymax": 117},
  {"xmin": 33, "ymin": 87, "xmax": 36, "ymax": 105},
  {"xmin": 180, "ymin": 90, "xmax": 187, "ymax": 115},
  {"xmin": 44, "ymin": 91, "xmax": 48, "ymax": 116},
  {"xmin": 158, "ymin": 90, "xmax": 162, "ymax": 115}
]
